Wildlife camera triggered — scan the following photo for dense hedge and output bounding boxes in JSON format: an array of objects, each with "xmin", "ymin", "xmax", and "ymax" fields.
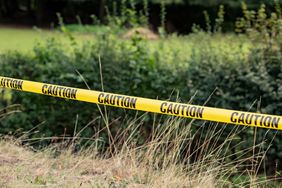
[{"xmin": 1, "ymin": 34, "xmax": 282, "ymax": 171}]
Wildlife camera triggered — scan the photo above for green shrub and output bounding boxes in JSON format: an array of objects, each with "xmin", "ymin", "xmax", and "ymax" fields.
[{"xmin": 1, "ymin": 29, "xmax": 282, "ymax": 172}]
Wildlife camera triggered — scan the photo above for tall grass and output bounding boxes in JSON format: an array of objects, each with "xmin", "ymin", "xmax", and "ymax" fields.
[{"xmin": 1, "ymin": 108, "xmax": 280, "ymax": 187}]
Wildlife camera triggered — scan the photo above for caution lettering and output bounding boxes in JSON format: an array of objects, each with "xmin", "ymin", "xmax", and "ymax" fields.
[
  {"xmin": 230, "ymin": 112, "xmax": 280, "ymax": 128},
  {"xmin": 0, "ymin": 78, "xmax": 23, "ymax": 90},
  {"xmin": 42, "ymin": 84, "xmax": 77, "ymax": 99},
  {"xmin": 160, "ymin": 102, "xmax": 204, "ymax": 118},
  {"xmin": 98, "ymin": 93, "xmax": 137, "ymax": 109}
]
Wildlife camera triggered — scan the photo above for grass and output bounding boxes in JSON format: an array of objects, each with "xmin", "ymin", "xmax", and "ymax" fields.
[
  {"xmin": 0, "ymin": 26, "xmax": 93, "ymax": 54},
  {"xmin": 64, "ymin": 24, "xmax": 118, "ymax": 34},
  {"xmin": 0, "ymin": 25, "xmax": 125, "ymax": 54},
  {"xmin": 0, "ymin": 26, "xmax": 252, "ymax": 60},
  {"xmin": 147, "ymin": 32, "xmax": 252, "ymax": 68},
  {"xmin": 0, "ymin": 27, "xmax": 56, "ymax": 53},
  {"xmin": 2, "ymin": 140, "xmax": 208, "ymax": 187},
  {"xmin": 0, "ymin": 113, "xmax": 281, "ymax": 187}
]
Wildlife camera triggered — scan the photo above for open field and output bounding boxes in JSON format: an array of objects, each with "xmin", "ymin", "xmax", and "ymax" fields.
[
  {"xmin": 0, "ymin": 26, "xmax": 252, "ymax": 61},
  {"xmin": 0, "ymin": 26, "xmax": 57, "ymax": 53},
  {"xmin": 0, "ymin": 26, "xmax": 93, "ymax": 54}
]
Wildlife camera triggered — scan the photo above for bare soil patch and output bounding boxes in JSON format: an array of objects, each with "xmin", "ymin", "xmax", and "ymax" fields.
[{"xmin": 123, "ymin": 27, "xmax": 159, "ymax": 40}]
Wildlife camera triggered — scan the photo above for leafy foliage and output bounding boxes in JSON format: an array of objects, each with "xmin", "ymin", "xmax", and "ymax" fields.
[{"xmin": 1, "ymin": 1, "xmax": 282, "ymax": 174}]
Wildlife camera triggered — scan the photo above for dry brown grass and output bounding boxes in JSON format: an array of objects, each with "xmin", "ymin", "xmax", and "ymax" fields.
[
  {"xmin": 0, "ymin": 139, "xmax": 221, "ymax": 187},
  {"xmin": 0, "ymin": 111, "xmax": 278, "ymax": 187}
]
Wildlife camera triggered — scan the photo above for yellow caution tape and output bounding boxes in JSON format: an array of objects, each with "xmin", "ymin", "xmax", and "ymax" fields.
[{"xmin": 0, "ymin": 76, "xmax": 281, "ymax": 130}]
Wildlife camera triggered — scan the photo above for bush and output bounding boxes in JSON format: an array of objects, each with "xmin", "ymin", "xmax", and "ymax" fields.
[
  {"xmin": 0, "ymin": 30, "xmax": 282, "ymax": 173},
  {"xmin": 0, "ymin": 35, "xmax": 186, "ymax": 146}
]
